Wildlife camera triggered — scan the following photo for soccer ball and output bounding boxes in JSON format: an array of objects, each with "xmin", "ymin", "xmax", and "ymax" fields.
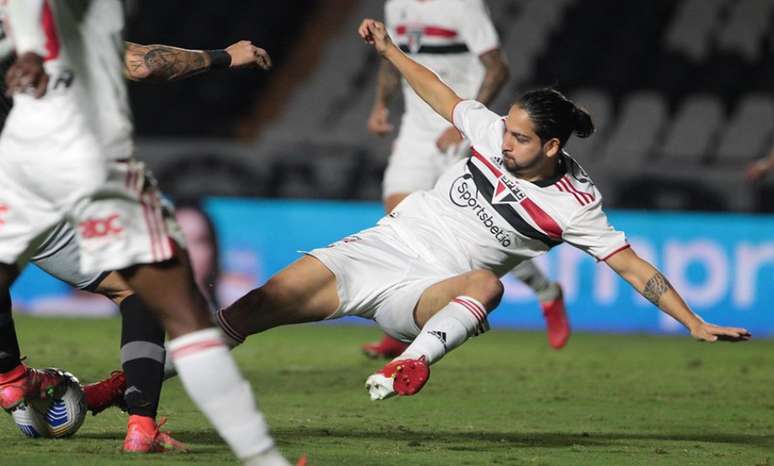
[{"xmin": 9, "ymin": 370, "xmax": 87, "ymax": 438}]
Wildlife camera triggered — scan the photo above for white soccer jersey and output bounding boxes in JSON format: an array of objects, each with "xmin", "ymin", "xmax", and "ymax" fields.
[
  {"xmin": 380, "ymin": 100, "xmax": 629, "ymax": 276},
  {"xmin": 385, "ymin": 0, "xmax": 499, "ymax": 135},
  {"xmin": 3, "ymin": 0, "xmax": 132, "ymax": 159}
]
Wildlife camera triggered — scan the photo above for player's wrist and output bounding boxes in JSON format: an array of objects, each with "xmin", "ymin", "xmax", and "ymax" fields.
[{"xmin": 205, "ymin": 49, "xmax": 232, "ymax": 69}]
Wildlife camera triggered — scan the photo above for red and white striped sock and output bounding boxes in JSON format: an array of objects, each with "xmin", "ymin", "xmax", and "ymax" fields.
[
  {"xmin": 399, "ymin": 296, "xmax": 489, "ymax": 365},
  {"xmin": 167, "ymin": 328, "xmax": 274, "ymax": 461}
]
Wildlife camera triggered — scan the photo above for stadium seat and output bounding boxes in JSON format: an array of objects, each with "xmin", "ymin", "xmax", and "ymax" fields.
[
  {"xmin": 715, "ymin": 93, "xmax": 774, "ymax": 163},
  {"xmin": 664, "ymin": 0, "xmax": 725, "ymax": 61},
  {"xmin": 716, "ymin": 0, "xmax": 774, "ymax": 62},
  {"xmin": 598, "ymin": 91, "xmax": 667, "ymax": 167},
  {"xmin": 659, "ymin": 94, "xmax": 724, "ymax": 164},
  {"xmin": 565, "ymin": 89, "xmax": 612, "ymax": 161}
]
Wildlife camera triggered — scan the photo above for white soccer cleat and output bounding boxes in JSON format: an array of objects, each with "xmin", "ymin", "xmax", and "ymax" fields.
[{"xmin": 365, "ymin": 373, "xmax": 396, "ymax": 401}]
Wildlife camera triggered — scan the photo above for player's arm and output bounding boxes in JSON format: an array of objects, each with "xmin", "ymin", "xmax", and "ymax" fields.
[
  {"xmin": 124, "ymin": 40, "xmax": 272, "ymax": 82},
  {"xmin": 605, "ymin": 248, "xmax": 751, "ymax": 342},
  {"xmin": 746, "ymin": 149, "xmax": 774, "ymax": 181},
  {"xmin": 367, "ymin": 59, "xmax": 401, "ymax": 136},
  {"xmin": 359, "ymin": 19, "xmax": 461, "ymax": 124},
  {"xmin": 475, "ymin": 49, "xmax": 509, "ymax": 106}
]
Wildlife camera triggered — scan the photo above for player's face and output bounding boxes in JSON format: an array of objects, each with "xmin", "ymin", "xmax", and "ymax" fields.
[{"xmin": 501, "ymin": 106, "xmax": 544, "ymax": 174}]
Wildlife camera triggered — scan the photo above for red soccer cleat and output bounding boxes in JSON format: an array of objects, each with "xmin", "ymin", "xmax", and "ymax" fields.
[
  {"xmin": 361, "ymin": 334, "xmax": 409, "ymax": 359},
  {"xmin": 541, "ymin": 289, "xmax": 571, "ymax": 350},
  {"xmin": 123, "ymin": 415, "xmax": 187, "ymax": 453},
  {"xmin": 365, "ymin": 356, "xmax": 429, "ymax": 400},
  {"xmin": 0, "ymin": 364, "xmax": 65, "ymax": 411},
  {"xmin": 83, "ymin": 370, "xmax": 127, "ymax": 415}
]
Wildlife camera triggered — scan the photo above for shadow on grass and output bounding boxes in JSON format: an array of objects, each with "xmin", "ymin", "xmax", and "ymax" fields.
[{"xmin": 131, "ymin": 427, "xmax": 773, "ymax": 450}]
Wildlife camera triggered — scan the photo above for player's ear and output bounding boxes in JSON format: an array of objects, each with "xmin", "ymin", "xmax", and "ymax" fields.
[{"xmin": 543, "ymin": 138, "xmax": 561, "ymax": 158}]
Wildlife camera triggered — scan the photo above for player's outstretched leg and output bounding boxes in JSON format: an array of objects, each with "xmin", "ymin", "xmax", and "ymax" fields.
[
  {"xmin": 361, "ymin": 334, "xmax": 409, "ymax": 359},
  {"xmin": 119, "ymin": 252, "xmax": 290, "ymax": 465},
  {"xmin": 509, "ymin": 261, "xmax": 570, "ymax": 349},
  {"xmin": 367, "ymin": 270, "xmax": 503, "ymax": 400}
]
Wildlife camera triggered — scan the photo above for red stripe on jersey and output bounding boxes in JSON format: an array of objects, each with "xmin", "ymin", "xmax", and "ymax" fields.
[
  {"xmin": 171, "ymin": 339, "xmax": 224, "ymax": 360},
  {"xmin": 600, "ymin": 244, "xmax": 631, "ymax": 262},
  {"xmin": 520, "ymin": 198, "xmax": 563, "ymax": 239},
  {"xmin": 395, "ymin": 25, "xmax": 458, "ymax": 38},
  {"xmin": 557, "ymin": 178, "xmax": 586, "ymax": 206},
  {"xmin": 562, "ymin": 176, "xmax": 594, "ymax": 204},
  {"xmin": 471, "ymin": 147, "xmax": 503, "ymax": 178},
  {"xmin": 41, "ymin": 1, "xmax": 60, "ymax": 61}
]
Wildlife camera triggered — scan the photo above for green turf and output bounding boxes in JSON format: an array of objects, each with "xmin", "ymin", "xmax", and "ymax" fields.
[{"xmin": 2, "ymin": 316, "xmax": 773, "ymax": 466}]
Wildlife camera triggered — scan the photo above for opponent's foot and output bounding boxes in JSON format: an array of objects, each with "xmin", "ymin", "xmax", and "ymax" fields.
[
  {"xmin": 123, "ymin": 415, "xmax": 187, "ymax": 453},
  {"xmin": 541, "ymin": 287, "xmax": 570, "ymax": 350},
  {"xmin": 0, "ymin": 365, "xmax": 65, "ymax": 411},
  {"xmin": 361, "ymin": 334, "xmax": 409, "ymax": 359},
  {"xmin": 365, "ymin": 356, "xmax": 429, "ymax": 400},
  {"xmin": 83, "ymin": 370, "xmax": 127, "ymax": 415}
]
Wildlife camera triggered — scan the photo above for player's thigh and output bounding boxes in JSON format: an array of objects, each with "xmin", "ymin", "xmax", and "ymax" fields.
[
  {"xmin": 261, "ymin": 254, "xmax": 340, "ymax": 320},
  {"xmin": 382, "ymin": 136, "xmax": 442, "ymax": 199},
  {"xmin": 30, "ymin": 221, "xmax": 109, "ymax": 291}
]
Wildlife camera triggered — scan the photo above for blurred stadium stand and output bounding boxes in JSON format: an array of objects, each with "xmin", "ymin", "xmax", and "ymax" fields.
[{"xmin": 127, "ymin": 0, "xmax": 774, "ymax": 212}]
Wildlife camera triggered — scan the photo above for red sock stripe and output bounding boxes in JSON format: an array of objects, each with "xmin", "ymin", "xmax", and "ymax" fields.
[
  {"xmin": 453, "ymin": 298, "xmax": 488, "ymax": 335},
  {"xmin": 170, "ymin": 339, "xmax": 224, "ymax": 360},
  {"xmin": 217, "ymin": 311, "xmax": 245, "ymax": 343}
]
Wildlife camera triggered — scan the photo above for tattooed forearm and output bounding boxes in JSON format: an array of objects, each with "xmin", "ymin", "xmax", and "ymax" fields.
[
  {"xmin": 475, "ymin": 49, "xmax": 509, "ymax": 105},
  {"xmin": 124, "ymin": 42, "xmax": 211, "ymax": 82},
  {"xmin": 642, "ymin": 272, "xmax": 674, "ymax": 306},
  {"xmin": 375, "ymin": 59, "xmax": 401, "ymax": 107}
]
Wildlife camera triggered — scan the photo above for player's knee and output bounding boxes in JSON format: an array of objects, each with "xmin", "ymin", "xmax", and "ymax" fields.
[{"xmin": 466, "ymin": 270, "xmax": 503, "ymax": 309}]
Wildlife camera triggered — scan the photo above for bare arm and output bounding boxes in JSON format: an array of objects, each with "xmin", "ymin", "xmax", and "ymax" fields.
[
  {"xmin": 124, "ymin": 40, "xmax": 272, "ymax": 82},
  {"xmin": 605, "ymin": 248, "xmax": 750, "ymax": 342},
  {"xmin": 367, "ymin": 59, "xmax": 401, "ymax": 136},
  {"xmin": 359, "ymin": 19, "xmax": 460, "ymax": 124},
  {"xmin": 475, "ymin": 48, "xmax": 509, "ymax": 106},
  {"xmin": 746, "ymin": 148, "xmax": 774, "ymax": 181}
]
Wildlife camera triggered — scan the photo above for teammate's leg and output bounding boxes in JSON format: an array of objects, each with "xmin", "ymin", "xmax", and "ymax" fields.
[
  {"xmin": 367, "ymin": 270, "xmax": 504, "ymax": 400},
  {"xmin": 0, "ymin": 263, "xmax": 65, "ymax": 410},
  {"xmin": 509, "ymin": 261, "xmax": 569, "ymax": 349},
  {"xmin": 117, "ymin": 249, "xmax": 287, "ymax": 465}
]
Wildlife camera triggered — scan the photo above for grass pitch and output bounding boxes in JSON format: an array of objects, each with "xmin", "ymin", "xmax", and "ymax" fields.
[{"xmin": 2, "ymin": 316, "xmax": 773, "ymax": 466}]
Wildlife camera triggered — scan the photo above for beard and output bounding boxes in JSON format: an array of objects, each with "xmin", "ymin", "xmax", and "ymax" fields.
[{"xmin": 502, "ymin": 152, "xmax": 543, "ymax": 176}]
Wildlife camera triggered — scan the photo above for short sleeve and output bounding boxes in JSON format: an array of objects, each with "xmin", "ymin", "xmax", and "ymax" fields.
[
  {"xmin": 457, "ymin": 0, "xmax": 500, "ymax": 55},
  {"xmin": 562, "ymin": 202, "xmax": 629, "ymax": 261},
  {"xmin": 452, "ymin": 100, "xmax": 501, "ymax": 147}
]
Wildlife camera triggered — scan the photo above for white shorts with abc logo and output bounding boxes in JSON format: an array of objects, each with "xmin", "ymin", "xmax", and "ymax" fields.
[{"xmin": 0, "ymin": 152, "xmax": 183, "ymax": 277}]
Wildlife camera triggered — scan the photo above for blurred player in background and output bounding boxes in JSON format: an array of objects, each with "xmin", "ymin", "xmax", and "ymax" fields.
[
  {"xmin": 364, "ymin": 0, "xmax": 569, "ymax": 358},
  {"xmin": 0, "ymin": 1, "xmax": 289, "ymax": 464},
  {"xmin": 746, "ymin": 148, "xmax": 774, "ymax": 182}
]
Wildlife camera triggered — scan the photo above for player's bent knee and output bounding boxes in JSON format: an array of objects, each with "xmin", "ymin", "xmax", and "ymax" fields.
[{"xmin": 466, "ymin": 270, "xmax": 503, "ymax": 309}]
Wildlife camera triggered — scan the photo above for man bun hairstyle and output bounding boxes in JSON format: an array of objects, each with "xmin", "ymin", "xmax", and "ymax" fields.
[{"xmin": 514, "ymin": 88, "xmax": 595, "ymax": 148}]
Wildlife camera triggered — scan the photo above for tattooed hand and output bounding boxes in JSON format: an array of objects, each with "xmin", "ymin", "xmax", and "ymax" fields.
[{"xmin": 225, "ymin": 40, "xmax": 272, "ymax": 70}]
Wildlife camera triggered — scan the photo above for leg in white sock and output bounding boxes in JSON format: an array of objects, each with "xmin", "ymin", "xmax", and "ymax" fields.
[
  {"xmin": 168, "ymin": 328, "xmax": 287, "ymax": 465},
  {"xmin": 510, "ymin": 260, "xmax": 560, "ymax": 302},
  {"xmin": 400, "ymin": 296, "xmax": 489, "ymax": 365}
]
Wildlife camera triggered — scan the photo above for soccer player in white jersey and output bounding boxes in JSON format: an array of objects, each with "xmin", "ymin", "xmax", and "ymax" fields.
[
  {"xmin": 0, "ymin": 1, "xmax": 288, "ymax": 464},
  {"xmin": 199, "ymin": 19, "xmax": 751, "ymax": 402},
  {"xmin": 363, "ymin": 0, "xmax": 570, "ymax": 358}
]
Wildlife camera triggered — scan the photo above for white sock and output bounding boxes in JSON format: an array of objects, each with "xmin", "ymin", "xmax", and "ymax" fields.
[
  {"xmin": 168, "ymin": 328, "xmax": 276, "ymax": 461},
  {"xmin": 509, "ymin": 261, "xmax": 560, "ymax": 302},
  {"xmin": 400, "ymin": 296, "xmax": 489, "ymax": 365},
  {"xmin": 162, "ymin": 310, "xmax": 243, "ymax": 380}
]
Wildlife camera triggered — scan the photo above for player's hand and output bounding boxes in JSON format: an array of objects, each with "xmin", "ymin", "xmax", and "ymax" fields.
[
  {"xmin": 358, "ymin": 19, "xmax": 393, "ymax": 55},
  {"xmin": 226, "ymin": 40, "xmax": 272, "ymax": 70},
  {"xmin": 436, "ymin": 126, "xmax": 463, "ymax": 152},
  {"xmin": 5, "ymin": 52, "xmax": 49, "ymax": 98},
  {"xmin": 689, "ymin": 322, "xmax": 751, "ymax": 342},
  {"xmin": 368, "ymin": 105, "xmax": 394, "ymax": 136},
  {"xmin": 745, "ymin": 158, "xmax": 772, "ymax": 182}
]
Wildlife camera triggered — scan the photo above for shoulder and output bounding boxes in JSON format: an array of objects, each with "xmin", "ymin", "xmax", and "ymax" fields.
[{"xmin": 547, "ymin": 155, "xmax": 601, "ymax": 209}]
